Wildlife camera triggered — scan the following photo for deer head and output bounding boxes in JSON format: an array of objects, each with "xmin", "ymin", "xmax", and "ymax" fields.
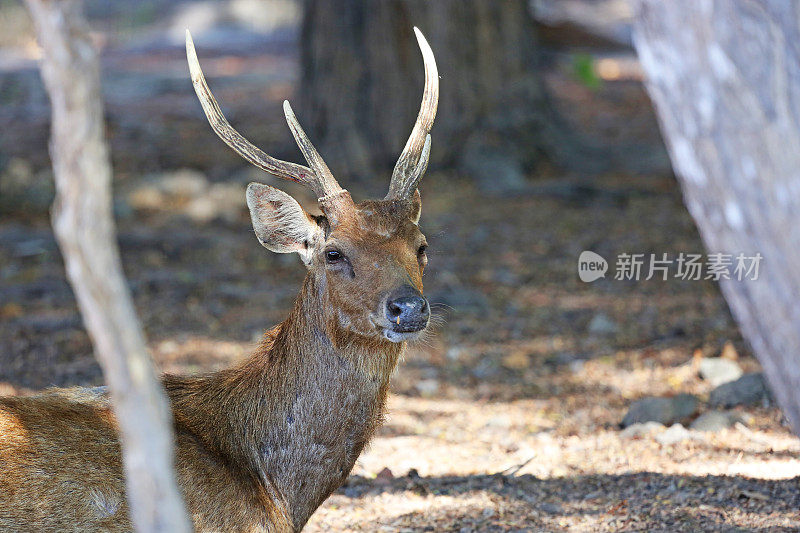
[{"xmin": 185, "ymin": 28, "xmax": 438, "ymax": 346}]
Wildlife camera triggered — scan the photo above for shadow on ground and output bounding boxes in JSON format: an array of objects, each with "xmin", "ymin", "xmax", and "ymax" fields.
[{"xmin": 318, "ymin": 472, "xmax": 800, "ymax": 532}]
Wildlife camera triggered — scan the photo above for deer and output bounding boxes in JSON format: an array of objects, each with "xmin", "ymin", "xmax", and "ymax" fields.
[{"xmin": 0, "ymin": 27, "xmax": 438, "ymax": 532}]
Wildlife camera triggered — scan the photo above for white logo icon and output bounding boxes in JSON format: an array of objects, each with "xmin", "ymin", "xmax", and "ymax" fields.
[{"xmin": 578, "ymin": 251, "xmax": 608, "ymax": 282}]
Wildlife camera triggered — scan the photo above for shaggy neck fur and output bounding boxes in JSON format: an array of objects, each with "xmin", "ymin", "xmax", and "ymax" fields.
[{"xmin": 164, "ymin": 274, "xmax": 403, "ymax": 530}]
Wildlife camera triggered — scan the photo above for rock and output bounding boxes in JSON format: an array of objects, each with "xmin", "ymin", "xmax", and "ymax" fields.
[
  {"xmin": 415, "ymin": 379, "xmax": 439, "ymax": 397},
  {"xmin": 159, "ymin": 168, "xmax": 209, "ymax": 198},
  {"xmin": 619, "ymin": 421, "xmax": 665, "ymax": 439},
  {"xmin": 621, "ymin": 394, "xmax": 699, "ymax": 428},
  {"xmin": 128, "ymin": 171, "xmax": 245, "ymax": 224},
  {"xmin": 128, "ymin": 169, "xmax": 208, "ymax": 209},
  {"xmin": 375, "ymin": 467, "xmax": 394, "ymax": 484},
  {"xmin": 655, "ymin": 424, "xmax": 698, "ymax": 446},
  {"xmin": 698, "ymin": 357, "xmax": 743, "ymax": 387},
  {"xmin": 588, "ymin": 313, "xmax": 618, "ymax": 335},
  {"xmin": 501, "ymin": 351, "xmax": 530, "ymax": 370},
  {"xmin": 445, "ymin": 346, "xmax": 468, "ymax": 362},
  {"xmin": 569, "ymin": 359, "xmax": 585, "ymax": 373},
  {"xmin": 184, "ymin": 196, "xmax": 218, "ymax": 223},
  {"xmin": 690, "ymin": 410, "xmax": 743, "ymax": 432},
  {"xmin": 709, "ymin": 373, "xmax": 769, "ymax": 408},
  {"xmin": 128, "ymin": 184, "xmax": 165, "ymax": 210}
]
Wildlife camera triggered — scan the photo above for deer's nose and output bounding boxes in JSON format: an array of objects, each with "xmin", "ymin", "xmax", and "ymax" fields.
[{"xmin": 385, "ymin": 287, "xmax": 429, "ymax": 332}]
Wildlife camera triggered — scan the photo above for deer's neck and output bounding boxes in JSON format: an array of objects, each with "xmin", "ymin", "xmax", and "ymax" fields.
[{"xmin": 166, "ymin": 275, "xmax": 402, "ymax": 530}]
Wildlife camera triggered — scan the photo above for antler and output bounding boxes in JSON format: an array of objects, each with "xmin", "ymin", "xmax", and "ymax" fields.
[
  {"xmin": 386, "ymin": 27, "xmax": 439, "ymax": 201},
  {"xmin": 185, "ymin": 30, "xmax": 344, "ymax": 200}
]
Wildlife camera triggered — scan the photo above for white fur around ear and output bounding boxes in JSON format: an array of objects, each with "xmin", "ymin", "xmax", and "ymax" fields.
[
  {"xmin": 246, "ymin": 182, "xmax": 320, "ymax": 264},
  {"xmin": 410, "ymin": 189, "xmax": 422, "ymax": 224}
]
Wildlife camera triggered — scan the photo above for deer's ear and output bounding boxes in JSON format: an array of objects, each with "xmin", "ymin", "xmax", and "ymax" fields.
[
  {"xmin": 409, "ymin": 189, "xmax": 422, "ymax": 224},
  {"xmin": 246, "ymin": 183, "xmax": 321, "ymax": 264}
]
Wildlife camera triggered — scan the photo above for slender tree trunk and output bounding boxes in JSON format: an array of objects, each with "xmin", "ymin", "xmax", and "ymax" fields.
[
  {"xmin": 633, "ymin": 0, "xmax": 800, "ymax": 435},
  {"xmin": 300, "ymin": 0, "xmax": 602, "ymax": 194},
  {"xmin": 23, "ymin": 1, "xmax": 191, "ymax": 530}
]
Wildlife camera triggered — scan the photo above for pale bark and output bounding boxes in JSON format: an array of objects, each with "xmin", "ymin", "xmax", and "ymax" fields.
[
  {"xmin": 633, "ymin": 1, "xmax": 800, "ymax": 434},
  {"xmin": 23, "ymin": 0, "xmax": 191, "ymax": 530}
]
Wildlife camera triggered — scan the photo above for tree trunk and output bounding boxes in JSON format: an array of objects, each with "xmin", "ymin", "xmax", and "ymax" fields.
[
  {"xmin": 23, "ymin": 1, "xmax": 191, "ymax": 531},
  {"xmin": 633, "ymin": 1, "xmax": 800, "ymax": 435},
  {"xmin": 300, "ymin": 0, "xmax": 600, "ymax": 195}
]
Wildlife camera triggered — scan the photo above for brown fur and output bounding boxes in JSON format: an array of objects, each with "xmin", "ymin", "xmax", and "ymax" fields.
[{"xmin": 0, "ymin": 197, "xmax": 426, "ymax": 532}]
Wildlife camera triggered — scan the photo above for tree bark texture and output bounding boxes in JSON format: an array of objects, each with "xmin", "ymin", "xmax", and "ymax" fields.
[
  {"xmin": 23, "ymin": 1, "xmax": 192, "ymax": 530},
  {"xmin": 300, "ymin": 0, "xmax": 587, "ymax": 192},
  {"xmin": 633, "ymin": 0, "xmax": 800, "ymax": 434}
]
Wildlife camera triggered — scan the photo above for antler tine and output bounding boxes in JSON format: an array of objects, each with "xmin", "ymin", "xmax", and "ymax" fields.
[
  {"xmin": 283, "ymin": 101, "xmax": 344, "ymax": 199},
  {"xmin": 185, "ymin": 30, "xmax": 328, "ymax": 199},
  {"xmin": 386, "ymin": 27, "xmax": 439, "ymax": 200}
]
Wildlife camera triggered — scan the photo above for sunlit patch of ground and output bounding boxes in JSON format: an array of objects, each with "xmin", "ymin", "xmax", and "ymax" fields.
[{"xmin": 306, "ymin": 393, "xmax": 799, "ymax": 531}]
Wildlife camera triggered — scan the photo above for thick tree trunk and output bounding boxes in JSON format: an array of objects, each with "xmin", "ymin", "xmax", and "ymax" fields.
[
  {"xmin": 300, "ymin": 0, "xmax": 599, "ymax": 194},
  {"xmin": 23, "ymin": 1, "xmax": 191, "ymax": 531},
  {"xmin": 633, "ymin": 1, "xmax": 800, "ymax": 435}
]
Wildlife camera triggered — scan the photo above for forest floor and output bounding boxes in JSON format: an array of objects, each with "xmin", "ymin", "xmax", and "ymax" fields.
[{"xmin": 1, "ymin": 7, "xmax": 799, "ymax": 531}]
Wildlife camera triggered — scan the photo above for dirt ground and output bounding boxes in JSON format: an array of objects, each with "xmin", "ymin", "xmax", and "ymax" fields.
[{"xmin": 1, "ymin": 7, "xmax": 799, "ymax": 531}]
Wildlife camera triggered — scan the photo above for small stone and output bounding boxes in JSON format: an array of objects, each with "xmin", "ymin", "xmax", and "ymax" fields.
[
  {"xmin": 655, "ymin": 424, "xmax": 698, "ymax": 446},
  {"xmin": 621, "ymin": 394, "xmax": 699, "ymax": 428},
  {"xmin": 709, "ymin": 373, "xmax": 769, "ymax": 408},
  {"xmin": 158, "ymin": 168, "xmax": 209, "ymax": 197},
  {"xmin": 185, "ymin": 196, "xmax": 219, "ymax": 223},
  {"xmin": 128, "ymin": 185, "xmax": 165, "ymax": 210},
  {"xmin": 375, "ymin": 467, "xmax": 394, "ymax": 484},
  {"xmin": 690, "ymin": 410, "xmax": 742, "ymax": 432},
  {"xmin": 415, "ymin": 379, "xmax": 439, "ymax": 397},
  {"xmin": 699, "ymin": 357, "xmax": 743, "ymax": 387},
  {"xmin": 588, "ymin": 313, "xmax": 618, "ymax": 335},
  {"xmin": 502, "ymin": 351, "xmax": 529, "ymax": 370},
  {"xmin": 446, "ymin": 346, "xmax": 467, "ymax": 361},
  {"xmin": 620, "ymin": 421, "xmax": 665, "ymax": 439},
  {"xmin": 568, "ymin": 359, "xmax": 585, "ymax": 373}
]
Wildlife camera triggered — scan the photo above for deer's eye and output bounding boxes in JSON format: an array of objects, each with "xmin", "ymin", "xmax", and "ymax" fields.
[
  {"xmin": 417, "ymin": 245, "xmax": 427, "ymax": 257},
  {"xmin": 325, "ymin": 249, "xmax": 343, "ymax": 263}
]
